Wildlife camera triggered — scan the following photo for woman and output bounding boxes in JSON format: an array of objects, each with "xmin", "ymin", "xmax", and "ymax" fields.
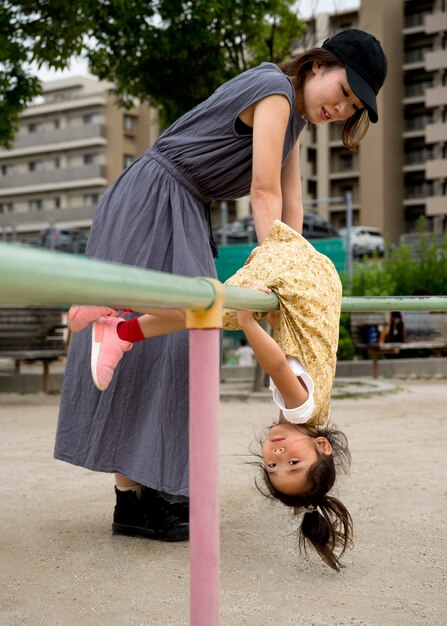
[{"xmin": 54, "ymin": 28, "xmax": 387, "ymax": 541}]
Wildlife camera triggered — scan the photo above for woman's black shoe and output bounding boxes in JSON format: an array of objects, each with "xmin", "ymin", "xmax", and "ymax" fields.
[{"xmin": 112, "ymin": 487, "xmax": 189, "ymax": 542}]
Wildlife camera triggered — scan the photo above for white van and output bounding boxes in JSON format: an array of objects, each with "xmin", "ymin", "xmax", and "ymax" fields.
[{"xmin": 339, "ymin": 226, "xmax": 385, "ymax": 257}]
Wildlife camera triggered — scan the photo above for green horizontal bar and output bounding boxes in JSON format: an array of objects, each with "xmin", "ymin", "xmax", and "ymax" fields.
[
  {"xmin": 1, "ymin": 242, "xmax": 447, "ymax": 313},
  {"xmin": 341, "ymin": 296, "xmax": 447, "ymax": 312},
  {"xmin": 0, "ymin": 242, "xmax": 278, "ymax": 312}
]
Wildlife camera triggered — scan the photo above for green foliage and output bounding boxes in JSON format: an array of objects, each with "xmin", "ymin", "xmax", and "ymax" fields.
[
  {"xmin": 347, "ymin": 257, "xmax": 396, "ymax": 296},
  {"xmin": 337, "ymin": 313, "xmax": 356, "ymax": 361},
  {"xmin": 343, "ymin": 231, "xmax": 447, "ymax": 297},
  {"xmin": 0, "ymin": 2, "xmax": 42, "ymax": 147},
  {"xmin": 0, "ymin": 0, "xmax": 305, "ymax": 146}
]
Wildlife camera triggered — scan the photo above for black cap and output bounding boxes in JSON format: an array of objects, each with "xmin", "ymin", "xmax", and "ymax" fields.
[{"xmin": 322, "ymin": 29, "xmax": 387, "ymax": 123}]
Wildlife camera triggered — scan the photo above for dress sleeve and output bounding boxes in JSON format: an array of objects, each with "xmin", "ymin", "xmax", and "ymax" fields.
[
  {"xmin": 231, "ymin": 63, "xmax": 296, "ymax": 120},
  {"xmin": 269, "ymin": 357, "xmax": 315, "ymax": 424}
]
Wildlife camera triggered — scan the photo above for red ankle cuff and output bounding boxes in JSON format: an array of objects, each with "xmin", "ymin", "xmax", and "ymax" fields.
[{"xmin": 116, "ymin": 317, "xmax": 145, "ymax": 343}]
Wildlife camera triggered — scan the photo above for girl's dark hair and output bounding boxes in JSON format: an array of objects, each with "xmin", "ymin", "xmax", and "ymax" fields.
[
  {"xmin": 278, "ymin": 48, "xmax": 370, "ymax": 150},
  {"xmin": 255, "ymin": 425, "xmax": 353, "ymax": 571}
]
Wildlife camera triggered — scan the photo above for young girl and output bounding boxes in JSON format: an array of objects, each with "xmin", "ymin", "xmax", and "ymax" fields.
[
  {"xmin": 68, "ymin": 218, "xmax": 351, "ymax": 570},
  {"xmin": 223, "ymin": 220, "xmax": 352, "ymax": 571}
]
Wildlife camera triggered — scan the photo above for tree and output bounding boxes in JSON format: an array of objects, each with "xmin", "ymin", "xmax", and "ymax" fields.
[
  {"xmin": 0, "ymin": 0, "xmax": 305, "ymax": 148},
  {"xmin": 0, "ymin": 2, "xmax": 41, "ymax": 148}
]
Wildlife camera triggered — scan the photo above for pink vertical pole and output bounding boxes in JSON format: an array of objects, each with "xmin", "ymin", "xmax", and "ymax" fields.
[{"xmin": 189, "ymin": 328, "xmax": 220, "ymax": 626}]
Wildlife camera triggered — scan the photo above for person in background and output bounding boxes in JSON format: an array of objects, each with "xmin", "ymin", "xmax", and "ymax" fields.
[{"xmin": 235, "ymin": 338, "xmax": 256, "ymax": 366}]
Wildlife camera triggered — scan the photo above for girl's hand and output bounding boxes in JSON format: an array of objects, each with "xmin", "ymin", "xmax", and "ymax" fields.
[
  {"xmin": 236, "ymin": 285, "xmax": 271, "ymax": 328},
  {"xmin": 236, "ymin": 309, "xmax": 255, "ymax": 327}
]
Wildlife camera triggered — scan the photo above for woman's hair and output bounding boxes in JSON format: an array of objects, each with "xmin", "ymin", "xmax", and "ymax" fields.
[
  {"xmin": 278, "ymin": 48, "xmax": 370, "ymax": 150},
  {"xmin": 254, "ymin": 425, "xmax": 353, "ymax": 571}
]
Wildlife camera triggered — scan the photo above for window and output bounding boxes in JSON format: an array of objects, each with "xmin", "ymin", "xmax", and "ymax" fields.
[
  {"xmin": 29, "ymin": 199, "xmax": 43, "ymax": 211},
  {"xmin": 84, "ymin": 193, "xmax": 99, "ymax": 207},
  {"xmin": 53, "ymin": 119, "xmax": 60, "ymax": 129},
  {"xmin": 54, "ymin": 158, "xmax": 60, "ymax": 169},
  {"xmin": 54, "ymin": 196, "xmax": 61, "ymax": 209},
  {"xmin": 123, "ymin": 154, "xmax": 134, "ymax": 169},
  {"xmin": 29, "ymin": 160, "xmax": 44, "ymax": 172},
  {"xmin": 366, "ymin": 229, "xmax": 383, "ymax": 238},
  {"xmin": 28, "ymin": 123, "xmax": 42, "ymax": 134},
  {"xmin": 1, "ymin": 164, "xmax": 14, "ymax": 176},
  {"xmin": 0, "ymin": 202, "xmax": 13, "ymax": 213},
  {"xmin": 340, "ymin": 153, "xmax": 353, "ymax": 166},
  {"xmin": 83, "ymin": 113, "xmax": 102, "ymax": 124},
  {"xmin": 84, "ymin": 153, "xmax": 100, "ymax": 165},
  {"xmin": 339, "ymin": 186, "xmax": 353, "ymax": 200},
  {"xmin": 123, "ymin": 115, "xmax": 135, "ymax": 132},
  {"xmin": 339, "ymin": 20, "xmax": 355, "ymax": 29}
]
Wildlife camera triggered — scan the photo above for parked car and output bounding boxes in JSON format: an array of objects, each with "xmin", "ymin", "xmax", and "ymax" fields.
[
  {"xmin": 214, "ymin": 216, "xmax": 257, "ymax": 244},
  {"xmin": 27, "ymin": 227, "xmax": 88, "ymax": 254},
  {"xmin": 214, "ymin": 212, "xmax": 340, "ymax": 245},
  {"xmin": 338, "ymin": 226, "xmax": 385, "ymax": 258},
  {"xmin": 302, "ymin": 212, "xmax": 340, "ymax": 239}
]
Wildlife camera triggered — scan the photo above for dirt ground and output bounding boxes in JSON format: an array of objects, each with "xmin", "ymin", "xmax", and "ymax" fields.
[{"xmin": 1, "ymin": 380, "xmax": 446, "ymax": 626}]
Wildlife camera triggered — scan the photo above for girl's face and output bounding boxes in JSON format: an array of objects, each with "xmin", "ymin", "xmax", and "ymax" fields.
[
  {"xmin": 300, "ymin": 62, "xmax": 365, "ymax": 125},
  {"xmin": 262, "ymin": 423, "xmax": 332, "ymax": 495}
]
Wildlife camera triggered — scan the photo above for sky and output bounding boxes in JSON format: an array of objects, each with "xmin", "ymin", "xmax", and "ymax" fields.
[{"xmin": 35, "ymin": 0, "xmax": 361, "ymax": 81}]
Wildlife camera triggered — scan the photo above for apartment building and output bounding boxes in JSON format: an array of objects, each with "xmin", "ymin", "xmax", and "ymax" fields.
[
  {"xmin": 403, "ymin": 0, "xmax": 447, "ymax": 230},
  {"xmin": 0, "ymin": 76, "xmax": 159, "ymax": 241},
  {"xmin": 296, "ymin": 0, "xmax": 446, "ymax": 240}
]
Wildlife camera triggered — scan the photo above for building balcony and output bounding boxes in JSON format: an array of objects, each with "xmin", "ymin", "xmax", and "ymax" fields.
[
  {"xmin": 0, "ymin": 203, "xmax": 98, "ymax": 231},
  {"xmin": 21, "ymin": 94, "xmax": 108, "ymax": 118},
  {"xmin": 403, "ymin": 163, "xmax": 426, "ymax": 174},
  {"xmin": 403, "ymin": 12, "xmax": 425, "ymax": 31},
  {"xmin": 425, "ymin": 49, "xmax": 447, "ymax": 72},
  {"xmin": 329, "ymin": 168, "xmax": 360, "ymax": 180},
  {"xmin": 425, "ymin": 86, "xmax": 447, "ymax": 108},
  {"xmin": 9, "ymin": 124, "xmax": 107, "ymax": 152},
  {"xmin": 426, "ymin": 122, "xmax": 447, "ymax": 143},
  {"xmin": 403, "ymin": 82, "xmax": 433, "ymax": 104},
  {"xmin": 0, "ymin": 165, "xmax": 107, "ymax": 193},
  {"xmin": 404, "ymin": 150, "xmax": 434, "ymax": 166},
  {"xmin": 426, "ymin": 196, "xmax": 447, "ymax": 216},
  {"xmin": 424, "ymin": 11, "xmax": 447, "ymax": 34},
  {"xmin": 404, "ymin": 183, "xmax": 434, "ymax": 201},
  {"xmin": 403, "ymin": 48, "xmax": 427, "ymax": 70},
  {"xmin": 329, "ymin": 187, "xmax": 359, "ymax": 205},
  {"xmin": 426, "ymin": 158, "xmax": 447, "ymax": 179},
  {"xmin": 404, "ymin": 116, "xmax": 433, "ymax": 138}
]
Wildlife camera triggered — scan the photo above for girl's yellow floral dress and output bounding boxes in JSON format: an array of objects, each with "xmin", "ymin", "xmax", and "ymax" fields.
[{"xmin": 223, "ymin": 220, "xmax": 342, "ymax": 426}]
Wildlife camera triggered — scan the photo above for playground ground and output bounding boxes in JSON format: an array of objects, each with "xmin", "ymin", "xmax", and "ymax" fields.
[{"xmin": 1, "ymin": 379, "xmax": 446, "ymax": 626}]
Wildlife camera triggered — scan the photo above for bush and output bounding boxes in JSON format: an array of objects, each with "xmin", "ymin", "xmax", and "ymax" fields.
[{"xmin": 343, "ymin": 227, "xmax": 447, "ymax": 297}]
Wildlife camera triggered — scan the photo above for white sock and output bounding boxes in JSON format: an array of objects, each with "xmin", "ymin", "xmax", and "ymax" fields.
[{"xmin": 116, "ymin": 484, "xmax": 143, "ymax": 499}]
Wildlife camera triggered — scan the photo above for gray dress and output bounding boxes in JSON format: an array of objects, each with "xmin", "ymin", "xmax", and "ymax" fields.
[{"xmin": 54, "ymin": 62, "xmax": 306, "ymax": 497}]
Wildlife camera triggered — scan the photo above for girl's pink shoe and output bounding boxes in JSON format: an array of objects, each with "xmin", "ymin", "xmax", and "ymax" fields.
[
  {"xmin": 91, "ymin": 317, "xmax": 133, "ymax": 391},
  {"xmin": 68, "ymin": 305, "xmax": 118, "ymax": 333}
]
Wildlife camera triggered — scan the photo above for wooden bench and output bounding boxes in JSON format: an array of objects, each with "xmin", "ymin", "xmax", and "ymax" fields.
[
  {"xmin": 0, "ymin": 307, "xmax": 66, "ymax": 392},
  {"xmin": 350, "ymin": 311, "xmax": 447, "ymax": 378}
]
